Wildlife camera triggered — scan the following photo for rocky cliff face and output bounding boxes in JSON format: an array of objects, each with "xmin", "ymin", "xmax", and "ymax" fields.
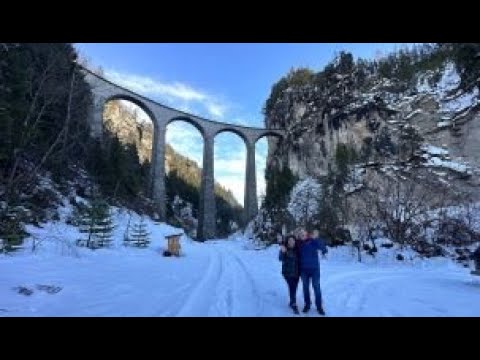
[
  {"xmin": 265, "ymin": 59, "xmax": 480, "ymax": 201},
  {"xmin": 103, "ymin": 102, "xmax": 153, "ymax": 165}
]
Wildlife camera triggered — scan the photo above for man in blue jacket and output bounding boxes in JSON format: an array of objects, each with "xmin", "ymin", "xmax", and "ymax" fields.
[{"xmin": 298, "ymin": 229, "xmax": 328, "ymax": 315}]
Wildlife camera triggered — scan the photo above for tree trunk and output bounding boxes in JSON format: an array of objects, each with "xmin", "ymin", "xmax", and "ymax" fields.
[{"xmin": 61, "ymin": 67, "xmax": 76, "ymax": 160}]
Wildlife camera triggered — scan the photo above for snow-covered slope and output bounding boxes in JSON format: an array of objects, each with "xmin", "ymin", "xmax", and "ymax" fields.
[{"xmin": 1, "ymin": 205, "xmax": 479, "ymax": 317}]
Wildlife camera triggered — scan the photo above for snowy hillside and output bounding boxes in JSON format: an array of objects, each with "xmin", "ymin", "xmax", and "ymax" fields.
[{"xmin": 1, "ymin": 203, "xmax": 479, "ymax": 317}]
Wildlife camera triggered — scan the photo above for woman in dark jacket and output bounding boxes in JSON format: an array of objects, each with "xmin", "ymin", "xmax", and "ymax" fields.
[{"xmin": 279, "ymin": 234, "xmax": 300, "ymax": 314}]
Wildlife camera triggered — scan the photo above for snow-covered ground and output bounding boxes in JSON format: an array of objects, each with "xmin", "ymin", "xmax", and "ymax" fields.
[{"xmin": 1, "ymin": 207, "xmax": 480, "ymax": 317}]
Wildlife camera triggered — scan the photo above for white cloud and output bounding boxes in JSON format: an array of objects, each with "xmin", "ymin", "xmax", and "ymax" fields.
[
  {"xmin": 215, "ymin": 157, "xmax": 246, "ymax": 176},
  {"xmin": 206, "ymin": 102, "xmax": 227, "ymax": 118},
  {"xmin": 104, "ymin": 69, "xmax": 229, "ymax": 120},
  {"xmin": 106, "ymin": 70, "xmax": 206, "ymax": 101}
]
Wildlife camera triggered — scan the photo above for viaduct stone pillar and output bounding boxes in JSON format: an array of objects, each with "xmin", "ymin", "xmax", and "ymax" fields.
[
  {"xmin": 152, "ymin": 124, "xmax": 167, "ymax": 221},
  {"xmin": 88, "ymin": 96, "xmax": 105, "ymax": 139},
  {"xmin": 197, "ymin": 132, "xmax": 216, "ymax": 240},
  {"xmin": 244, "ymin": 139, "xmax": 258, "ymax": 223}
]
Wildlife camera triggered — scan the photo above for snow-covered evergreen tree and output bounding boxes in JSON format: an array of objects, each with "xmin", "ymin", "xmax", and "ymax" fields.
[
  {"xmin": 0, "ymin": 206, "xmax": 27, "ymax": 252},
  {"xmin": 124, "ymin": 216, "xmax": 150, "ymax": 247},
  {"xmin": 287, "ymin": 177, "xmax": 322, "ymax": 229},
  {"xmin": 77, "ymin": 198, "xmax": 114, "ymax": 249},
  {"xmin": 95, "ymin": 213, "xmax": 114, "ymax": 248}
]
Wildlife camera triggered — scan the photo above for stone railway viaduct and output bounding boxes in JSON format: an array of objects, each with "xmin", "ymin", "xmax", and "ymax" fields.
[{"xmin": 80, "ymin": 65, "xmax": 285, "ymax": 240}]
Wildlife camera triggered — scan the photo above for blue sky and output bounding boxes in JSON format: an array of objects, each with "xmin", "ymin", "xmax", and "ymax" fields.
[{"xmin": 75, "ymin": 43, "xmax": 412, "ymax": 205}]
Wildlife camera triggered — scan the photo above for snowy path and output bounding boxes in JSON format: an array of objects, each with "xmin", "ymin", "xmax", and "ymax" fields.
[{"xmin": 1, "ymin": 218, "xmax": 480, "ymax": 316}]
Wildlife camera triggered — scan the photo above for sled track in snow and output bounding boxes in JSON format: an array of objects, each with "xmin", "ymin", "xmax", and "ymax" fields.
[
  {"xmin": 174, "ymin": 249, "xmax": 224, "ymax": 316},
  {"xmin": 229, "ymin": 252, "xmax": 265, "ymax": 316},
  {"xmin": 211, "ymin": 247, "xmax": 235, "ymax": 317},
  {"xmin": 172, "ymin": 244, "xmax": 266, "ymax": 317},
  {"xmin": 211, "ymin": 245, "xmax": 261, "ymax": 316}
]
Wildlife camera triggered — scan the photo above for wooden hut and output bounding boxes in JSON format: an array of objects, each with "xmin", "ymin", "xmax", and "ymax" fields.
[{"xmin": 164, "ymin": 233, "xmax": 182, "ymax": 257}]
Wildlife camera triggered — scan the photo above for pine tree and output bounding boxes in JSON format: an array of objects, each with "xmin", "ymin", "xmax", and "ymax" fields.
[
  {"xmin": 77, "ymin": 197, "xmax": 114, "ymax": 249},
  {"xmin": 264, "ymin": 166, "xmax": 296, "ymax": 211},
  {"xmin": 336, "ymin": 51, "xmax": 355, "ymax": 74},
  {"xmin": 127, "ymin": 216, "xmax": 150, "ymax": 247},
  {"xmin": 0, "ymin": 206, "xmax": 27, "ymax": 252},
  {"xmin": 132, "ymin": 217, "xmax": 150, "ymax": 246},
  {"xmin": 95, "ymin": 210, "xmax": 114, "ymax": 248}
]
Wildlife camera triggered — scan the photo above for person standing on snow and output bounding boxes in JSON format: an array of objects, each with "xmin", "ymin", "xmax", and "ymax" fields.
[
  {"xmin": 297, "ymin": 229, "xmax": 328, "ymax": 315},
  {"xmin": 279, "ymin": 234, "xmax": 300, "ymax": 314}
]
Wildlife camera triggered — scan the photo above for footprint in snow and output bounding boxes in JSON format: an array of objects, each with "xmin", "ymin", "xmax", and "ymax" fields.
[
  {"xmin": 36, "ymin": 284, "xmax": 62, "ymax": 294},
  {"xmin": 14, "ymin": 286, "xmax": 34, "ymax": 296}
]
